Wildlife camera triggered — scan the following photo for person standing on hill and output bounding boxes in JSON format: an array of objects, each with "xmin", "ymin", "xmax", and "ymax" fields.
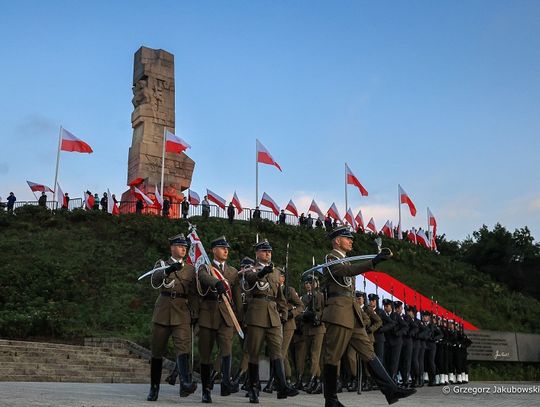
[
  {"xmin": 181, "ymin": 197, "xmax": 190, "ymax": 219},
  {"xmin": 38, "ymin": 192, "xmax": 47, "ymax": 208}
]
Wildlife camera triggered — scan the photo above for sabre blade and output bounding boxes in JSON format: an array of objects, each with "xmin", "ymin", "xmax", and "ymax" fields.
[{"xmin": 137, "ymin": 265, "xmax": 170, "ymax": 281}]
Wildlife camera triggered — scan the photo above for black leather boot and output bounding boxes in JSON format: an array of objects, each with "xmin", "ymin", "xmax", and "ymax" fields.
[
  {"xmin": 165, "ymin": 364, "xmax": 178, "ymax": 386},
  {"xmin": 177, "ymin": 354, "xmax": 197, "ymax": 397},
  {"xmin": 347, "ymin": 376, "xmax": 358, "ymax": 392},
  {"xmin": 147, "ymin": 358, "xmax": 162, "ymax": 401},
  {"xmin": 323, "ymin": 364, "xmax": 345, "ymax": 407},
  {"xmin": 220, "ymin": 355, "xmax": 238, "ymax": 396},
  {"xmin": 273, "ymin": 358, "xmax": 299, "ymax": 399},
  {"xmin": 293, "ymin": 373, "xmax": 304, "ymax": 391},
  {"xmin": 201, "ymin": 363, "xmax": 213, "ymax": 403},
  {"xmin": 262, "ymin": 359, "xmax": 275, "ymax": 394},
  {"xmin": 209, "ymin": 369, "xmax": 218, "ymax": 390},
  {"xmin": 311, "ymin": 376, "xmax": 322, "ymax": 394},
  {"xmin": 247, "ymin": 363, "xmax": 260, "ymax": 404},
  {"xmin": 366, "ymin": 357, "xmax": 416, "ymax": 405}
]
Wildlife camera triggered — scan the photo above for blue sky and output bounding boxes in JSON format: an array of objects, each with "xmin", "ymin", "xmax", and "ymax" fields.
[{"xmin": 0, "ymin": 0, "xmax": 539, "ymax": 241}]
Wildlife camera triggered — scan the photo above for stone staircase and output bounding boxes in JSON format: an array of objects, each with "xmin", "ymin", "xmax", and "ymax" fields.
[{"xmin": 0, "ymin": 338, "xmax": 170, "ymax": 383}]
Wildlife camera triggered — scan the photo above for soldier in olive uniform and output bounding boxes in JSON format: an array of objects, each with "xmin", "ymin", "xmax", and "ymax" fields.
[
  {"xmin": 196, "ymin": 236, "xmax": 243, "ymax": 403},
  {"xmin": 243, "ymin": 239, "xmax": 298, "ymax": 403},
  {"xmin": 320, "ymin": 226, "xmax": 415, "ymax": 406},
  {"xmin": 147, "ymin": 234, "xmax": 198, "ymax": 401}
]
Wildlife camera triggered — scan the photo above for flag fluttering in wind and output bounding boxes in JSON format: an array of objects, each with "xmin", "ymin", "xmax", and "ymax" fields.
[
  {"xmin": 366, "ymin": 217, "xmax": 377, "ymax": 233},
  {"xmin": 188, "ymin": 189, "xmax": 200, "ymax": 206},
  {"xmin": 428, "ymin": 207, "xmax": 437, "ymax": 237},
  {"xmin": 107, "ymin": 188, "xmax": 114, "ymax": 214},
  {"xmin": 285, "ymin": 199, "xmax": 298, "ymax": 217},
  {"xmin": 256, "ymin": 139, "xmax": 282, "ymax": 171},
  {"xmin": 232, "ymin": 191, "xmax": 243, "ymax": 214},
  {"xmin": 407, "ymin": 228, "xmax": 417, "ymax": 244},
  {"xmin": 416, "ymin": 229, "xmax": 430, "ymax": 248},
  {"xmin": 398, "ymin": 184, "xmax": 417, "ymax": 216},
  {"xmin": 355, "ymin": 210, "xmax": 364, "ymax": 232},
  {"xmin": 260, "ymin": 192, "xmax": 280, "ymax": 215},
  {"xmin": 308, "ymin": 199, "xmax": 325, "ymax": 219},
  {"xmin": 84, "ymin": 191, "xmax": 95, "ymax": 210},
  {"xmin": 165, "ymin": 130, "xmax": 191, "ymax": 154},
  {"xmin": 27, "ymin": 181, "xmax": 53, "ymax": 193},
  {"xmin": 133, "ymin": 186, "xmax": 154, "ymax": 206},
  {"xmin": 56, "ymin": 183, "xmax": 67, "ymax": 208},
  {"xmin": 327, "ymin": 203, "xmax": 341, "ymax": 221},
  {"xmin": 154, "ymin": 184, "xmax": 163, "ymax": 209},
  {"xmin": 345, "ymin": 163, "xmax": 368, "ymax": 196},
  {"xmin": 60, "ymin": 128, "xmax": 93, "ymax": 153},
  {"xmin": 381, "ymin": 220, "xmax": 393, "ymax": 238},
  {"xmin": 344, "ymin": 208, "xmax": 357, "ymax": 230},
  {"xmin": 206, "ymin": 189, "xmax": 226, "ymax": 209}
]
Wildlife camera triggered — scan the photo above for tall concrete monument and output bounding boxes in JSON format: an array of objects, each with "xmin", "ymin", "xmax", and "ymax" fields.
[{"xmin": 121, "ymin": 46, "xmax": 194, "ymax": 208}]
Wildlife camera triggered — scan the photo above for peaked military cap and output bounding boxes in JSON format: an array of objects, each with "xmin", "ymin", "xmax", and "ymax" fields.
[
  {"xmin": 169, "ymin": 233, "xmax": 188, "ymax": 246},
  {"xmin": 355, "ymin": 290, "xmax": 365, "ymax": 298},
  {"xmin": 211, "ymin": 235, "xmax": 230, "ymax": 249},
  {"xmin": 382, "ymin": 298, "xmax": 393, "ymax": 306},
  {"xmin": 421, "ymin": 310, "xmax": 432, "ymax": 317},
  {"xmin": 240, "ymin": 257, "xmax": 255, "ymax": 268},
  {"xmin": 254, "ymin": 239, "xmax": 272, "ymax": 251},
  {"xmin": 405, "ymin": 305, "xmax": 417, "ymax": 314},
  {"xmin": 328, "ymin": 225, "xmax": 354, "ymax": 240},
  {"xmin": 368, "ymin": 293, "xmax": 379, "ymax": 301},
  {"xmin": 304, "ymin": 274, "xmax": 319, "ymax": 283},
  {"xmin": 393, "ymin": 301, "xmax": 403, "ymax": 309},
  {"xmin": 276, "ymin": 267, "xmax": 285, "ymax": 275}
]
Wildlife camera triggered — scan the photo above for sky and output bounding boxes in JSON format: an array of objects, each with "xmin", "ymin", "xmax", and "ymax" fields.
[{"xmin": 0, "ymin": 0, "xmax": 539, "ymax": 241}]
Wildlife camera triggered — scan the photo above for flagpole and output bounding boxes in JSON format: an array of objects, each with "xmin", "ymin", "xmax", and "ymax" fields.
[
  {"xmin": 427, "ymin": 207, "xmax": 431, "ymax": 250},
  {"xmin": 53, "ymin": 126, "xmax": 62, "ymax": 199},
  {"xmin": 255, "ymin": 140, "xmax": 259, "ymax": 206},
  {"xmin": 398, "ymin": 184, "xmax": 402, "ymax": 239},
  {"xmin": 344, "ymin": 163, "xmax": 348, "ymax": 217},
  {"xmin": 160, "ymin": 127, "xmax": 166, "ymax": 200}
]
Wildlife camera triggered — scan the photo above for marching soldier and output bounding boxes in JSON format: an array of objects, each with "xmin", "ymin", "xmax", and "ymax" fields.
[
  {"xmin": 243, "ymin": 239, "xmax": 299, "ymax": 403},
  {"xmin": 320, "ymin": 226, "xmax": 415, "ymax": 406},
  {"xmin": 196, "ymin": 236, "xmax": 243, "ymax": 403},
  {"xmin": 147, "ymin": 234, "xmax": 198, "ymax": 401}
]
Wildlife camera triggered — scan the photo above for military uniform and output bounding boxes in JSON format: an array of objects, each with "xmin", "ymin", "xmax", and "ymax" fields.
[
  {"xmin": 383, "ymin": 300, "xmax": 408, "ymax": 380},
  {"xmin": 399, "ymin": 306, "xmax": 419, "ymax": 388},
  {"xmin": 147, "ymin": 234, "xmax": 197, "ymax": 402}
]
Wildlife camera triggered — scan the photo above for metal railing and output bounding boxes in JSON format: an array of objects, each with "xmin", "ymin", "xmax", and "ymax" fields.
[{"xmin": 3, "ymin": 199, "xmax": 84, "ymax": 211}]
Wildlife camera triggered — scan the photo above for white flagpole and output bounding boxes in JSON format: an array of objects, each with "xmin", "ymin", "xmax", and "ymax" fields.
[
  {"xmin": 427, "ymin": 207, "xmax": 431, "ymax": 249},
  {"xmin": 398, "ymin": 184, "xmax": 402, "ymax": 239},
  {"xmin": 255, "ymin": 140, "xmax": 259, "ymax": 206},
  {"xmin": 53, "ymin": 126, "xmax": 62, "ymax": 198},
  {"xmin": 160, "ymin": 127, "xmax": 166, "ymax": 199},
  {"xmin": 344, "ymin": 163, "xmax": 348, "ymax": 217}
]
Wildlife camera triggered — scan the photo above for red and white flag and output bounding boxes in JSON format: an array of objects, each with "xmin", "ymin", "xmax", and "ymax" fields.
[
  {"xmin": 366, "ymin": 217, "xmax": 377, "ymax": 233},
  {"xmin": 327, "ymin": 203, "xmax": 341, "ymax": 221},
  {"xmin": 309, "ymin": 199, "xmax": 325, "ymax": 219},
  {"xmin": 165, "ymin": 130, "xmax": 191, "ymax": 154},
  {"xmin": 154, "ymin": 185, "xmax": 163, "ymax": 210},
  {"xmin": 60, "ymin": 128, "xmax": 93, "ymax": 153},
  {"xmin": 381, "ymin": 220, "xmax": 393, "ymax": 238},
  {"xmin": 188, "ymin": 189, "xmax": 200, "ymax": 206},
  {"xmin": 232, "ymin": 191, "xmax": 243, "ymax": 214},
  {"xmin": 345, "ymin": 163, "xmax": 368, "ymax": 196},
  {"xmin": 428, "ymin": 207, "xmax": 437, "ymax": 237},
  {"xmin": 27, "ymin": 181, "xmax": 53, "ymax": 193},
  {"xmin": 260, "ymin": 192, "xmax": 280, "ymax": 216},
  {"xmin": 355, "ymin": 210, "xmax": 365, "ymax": 231},
  {"xmin": 430, "ymin": 232, "xmax": 438, "ymax": 251},
  {"xmin": 285, "ymin": 199, "xmax": 298, "ymax": 217},
  {"xmin": 206, "ymin": 189, "xmax": 226, "ymax": 209},
  {"xmin": 133, "ymin": 186, "xmax": 154, "ymax": 206},
  {"xmin": 407, "ymin": 228, "xmax": 417, "ymax": 244},
  {"xmin": 399, "ymin": 184, "xmax": 417, "ymax": 216},
  {"xmin": 416, "ymin": 229, "xmax": 430, "ymax": 248},
  {"xmin": 56, "ymin": 183, "xmax": 68, "ymax": 208},
  {"xmin": 344, "ymin": 208, "xmax": 357, "ymax": 231},
  {"xmin": 256, "ymin": 139, "xmax": 282, "ymax": 172},
  {"xmin": 84, "ymin": 191, "xmax": 95, "ymax": 210}
]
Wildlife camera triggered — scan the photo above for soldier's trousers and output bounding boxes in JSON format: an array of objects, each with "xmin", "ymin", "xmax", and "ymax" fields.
[
  {"xmin": 323, "ymin": 323, "xmax": 375, "ymax": 366},
  {"xmin": 411, "ymin": 342, "xmax": 420, "ymax": 380},
  {"xmin": 384, "ymin": 340, "xmax": 402, "ymax": 379},
  {"xmin": 282, "ymin": 328, "xmax": 295, "ymax": 377},
  {"xmin": 151, "ymin": 322, "xmax": 191, "ymax": 357},
  {"xmin": 399, "ymin": 338, "xmax": 413, "ymax": 383},
  {"xmin": 418, "ymin": 347, "xmax": 426, "ymax": 381},
  {"xmin": 297, "ymin": 332, "xmax": 324, "ymax": 377},
  {"xmin": 245, "ymin": 324, "xmax": 283, "ymax": 363},
  {"xmin": 198, "ymin": 323, "xmax": 234, "ymax": 364},
  {"xmin": 346, "ymin": 345, "xmax": 358, "ymax": 377},
  {"xmin": 293, "ymin": 335, "xmax": 306, "ymax": 376},
  {"xmin": 425, "ymin": 347, "xmax": 437, "ymax": 380},
  {"xmin": 435, "ymin": 344, "xmax": 445, "ymax": 374},
  {"xmin": 374, "ymin": 339, "xmax": 385, "ymax": 361}
]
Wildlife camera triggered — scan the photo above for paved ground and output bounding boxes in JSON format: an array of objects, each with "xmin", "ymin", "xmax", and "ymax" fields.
[{"xmin": 0, "ymin": 382, "xmax": 538, "ymax": 407}]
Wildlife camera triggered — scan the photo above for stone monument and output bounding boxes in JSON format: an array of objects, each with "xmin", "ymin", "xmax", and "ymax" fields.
[{"xmin": 120, "ymin": 46, "xmax": 194, "ymax": 209}]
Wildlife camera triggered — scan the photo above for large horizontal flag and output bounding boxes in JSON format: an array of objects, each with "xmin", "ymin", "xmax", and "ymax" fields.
[
  {"xmin": 27, "ymin": 180, "xmax": 53, "ymax": 193},
  {"xmin": 308, "ymin": 199, "xmax": 325, "ymax": 219},
  {"xmin": 260, "ymin": 192, "xmax": 280, "ymax": 216},
  {"xmin": 345, "ymin": 163, "xmax": 368, "ymax": 196},
  {"xmin": 366, "ymin": 217, "xmax": 377, "ymax": 233},
  {"xmin": 327, "ymin": 202, "xmax": 341, "ymax": 221},
  {"xmin": 133, "ymin": 186, "xmax": 154, "ymax": 206},
  {"xmin": 399, "ymin": 184, "xmax": 417, "ymax": 216},
  {"xmin": 207, "ymin": 189, "xmax": 226, "ymax": 209},
  {"xmin": 355, "ymin": 210, "xmax": 365, "ymax": 232},
  {"xmin": 232, "ymin": 191, "xmax": 243, "ymax": 214},
  {"xmin": 256, "ymin": 139, "xmax": 282, "ymax": 172},
  {"xmin": 188, "ymin": 189, "xmax": 200, "ymax": 206},
  {"xmin": 60, "ymin": 128, "xmax": 93, "ymax": 153},
  {"xmin": 165, "ymin": 130, "xmax": 191, "ymax": 154},
  {"xmin": 285, "ymin": 199, "xmax": 298, "ymax": 217},
  {"xmin": 344, "ymin": 208, "xmax": 357, "ymax": 230}
]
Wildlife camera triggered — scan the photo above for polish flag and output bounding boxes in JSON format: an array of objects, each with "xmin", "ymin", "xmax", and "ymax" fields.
[
  {"xmin": 165, "ymin": 130, "xmax": 191, "ymax": 154},
  {"xmin": 84, "ymin": 191, "xmax": 95, "ymax": 210},
  {"xmin": 133, "ymin": 186, "xmax": 154, "ymax": 206},
  {"xmin": 399, "ymin": 184, "xmax": 417, "ymax": 216},
  {"xmin": 154, "ymin": 185, "xmax": 163, "ymax": 210},
  {"xmin": 232, "ymin": 191, "xmax": 243, "ymax": 214},
  {"xmin": 107, "ymin": 188, "xmax": 114, "ymax": 214},
  {"xmin": 344, "ymin": 208, "xmax": 357, "ymax": 231},
  {"xmin": 407, "ymin": 228, "xmax": 417, "ymax": 244},
  {"xmin": 416, "ymin": 229, "xmax": 430, "ymax": 248},
  {"xmin": 366, "ymin": 217, "xmax": 377, "ymax": 233},
  {"xmin": 430, "ymin": 233, "xmax": 438, "ymax": 251},
  {"xmin": 355, "ymin": 210, "xmax": 365, "ymax": 231},
  {"xmin": 256, "ymin": 139, "xmax": 282, "ymax": 172},
  {"xmin": 381, "ymin": 220, "xmax": 393, "ymax": 238},
  {"xmin": 285, "ymin": 199, "xmax": 298, "ymax": 217},
  {"xmin": 128, "ymin": 177, "xmax": 145, "ymax": 187},
  {"xmin": 428, "ymin": 207, "xmax": 437, "ymax": 237},
  {"xmin": 56, "ymin": 183, "xmax": 68, "ymax": 208},
  {"xmin": 327, "ymin": 203, "xmax": 341, "ymax": 221},
  {"xmin": 308, "ymin": 199, "xmax": 325, "ymax": 219},
  {"xmin": 188, "ymin": 189, "xmax": 200, "ymax": 206},
  {"xmin": 60, "ymin": 128, "xmax": 93, "ymax": 153},
  {"xmin": 27, "ymin": 181, "xmax": 53, "ymax": 193},
  {"xmin": 260, "ymin": 192, "xmax": 280, "ymax": 215},
  {"xmin": 206, "ymin": 189, "xmax": 226, "ymax": 209},
  {"xmin": 345, "ymin": 163, "xmax": 368, "ymax": 196}
]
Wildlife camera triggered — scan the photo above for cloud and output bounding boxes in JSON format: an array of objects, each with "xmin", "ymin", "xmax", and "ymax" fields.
[{"xmin": 15, "ymin": 114, "xmax": 57, "ymax": 140}]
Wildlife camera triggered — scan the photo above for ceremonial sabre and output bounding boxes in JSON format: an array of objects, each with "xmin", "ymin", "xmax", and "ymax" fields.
[
  {"xmin": 301, "ymin": 254, "xmax": 376, "ymax": 280},
  {"xmin": 138, "ymin": 264, "xmax": 170, "ymax": 281}
]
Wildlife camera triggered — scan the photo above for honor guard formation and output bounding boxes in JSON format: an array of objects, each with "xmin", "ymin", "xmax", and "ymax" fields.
[{"xmin": 145, "ymin": 226, "xmax": 471, "ymax": 406}]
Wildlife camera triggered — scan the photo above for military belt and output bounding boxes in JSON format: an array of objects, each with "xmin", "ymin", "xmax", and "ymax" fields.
[
  {"xmin": 161, "ymin": 291, "xmax": 187, "ymax": 299},
  {"xmin": 252, "ymin": 294, "xmax": 276, "ymax": 301},
  {"xmin": 327, "ymin": 292, "xmax": 355, "ymax": 299}
]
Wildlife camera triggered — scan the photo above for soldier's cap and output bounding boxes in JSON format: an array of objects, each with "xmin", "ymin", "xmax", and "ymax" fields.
[
  {"xmin": 254, "ymin": 239, "xmax": 272, "ymax": 251},
  {"xmin": 276, "ymin": 267, "xmax": 285, "ymax": 276},
  {"xmin": 421, "ymin": 310, "xmax": 432, "ymax": 317},
  {"xmin": 328, "ymin": 226, "xmax": 354, "ymax": 240},
  {"xmin": 405, "ymin": 305, "xmax": 417, "ymax": 314},
  {"xmin": 169, "ymin": 233, "xmax": 189, "ymax": 246},
  {"xmin": 393, "ymin": 301, "xmax": 403, "ymax": 309},
  {"xmin": 355, "ymin": 290, "xmax": 365, "ymax": 298},
  {"xmin": 211, "ymin": 236, "xmax": 230, "ymax": 249},
  {"xmin": 368, "ymin": 293, "xmax": 379, "ymax": 301},
  {"xmin": 240, "ymin": 257, "xmax": 255, "ymax": 268},
  {"xmin": 448, "ymin": 319, "xmax": 454, "ymax": 323},
  {"xmin": 382, "ymin": 298, "xmax": 393, "ymax": 306},
  {"xmin": 304, "ymin": 275, "xmax": 319, "ymax": 283}
]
